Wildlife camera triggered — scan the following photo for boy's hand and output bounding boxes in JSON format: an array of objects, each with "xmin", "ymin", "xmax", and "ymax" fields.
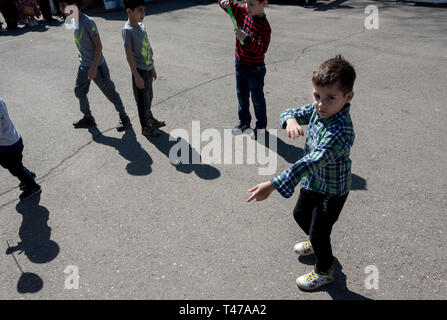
[
  {"xmin": 87, "ymin": 66, "xmax": 97, "ymax": 80},
  {"xmin": 153, "ymin": 68, "xmax": 157, "ymax": 81},
  {"xmin": 235, "ymin": 29, "xmax": 248, "ymax": 42},
  {"xmin": 136, "ymin": 75, "xmax": 145, "ymax": 89},
  {"xmin": 286, "ymin": 118, "xmax": 304, "ymax": 140},
  {"xmin": 247, "ymin": 181, "xmax": 275, "ymax": 203},
  {"xmin": 220, "ymin": 0, "xmax": 230, "ymax": 8}
]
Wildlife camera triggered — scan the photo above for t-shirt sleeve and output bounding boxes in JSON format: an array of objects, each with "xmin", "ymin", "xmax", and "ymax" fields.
[
  {"xmin": 87, "ymin": 20, "xmax": 100, "ymax": 38},
  {"xmin": 122, "ymin": 28, "xmax": 133, "ymax": 47}
]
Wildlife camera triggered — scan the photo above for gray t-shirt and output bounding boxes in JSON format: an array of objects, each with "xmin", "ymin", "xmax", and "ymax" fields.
[
  {"xmin": 73, "ymin": 14, "xmax": 105, "ymax": 67},
  {"xmin": 122, "ymin": 22, "xmax": 154, "ymax": 71},
  {"xmin": 0, "ymin": 97, "xmax": 21, "ymax": 147}
]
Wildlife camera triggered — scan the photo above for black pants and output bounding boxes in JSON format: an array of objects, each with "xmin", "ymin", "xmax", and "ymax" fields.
[
  {"xmin": 293, "ymin": 188, "xmax": 348, "ymax": 273},
  {"xmin": 132, "ymin": 68, "xmax": 155, "ymax": 128},
  {"xmin": 0, "ymin": 0, "xmax": 18, "ymax": 29},
  {"xmin": 0, "ymin": 143, "xmax": 37, "ymax": 189},
  {"xmin": 38, "ymin": 0, "xmax": 53, "ymax": 20}
]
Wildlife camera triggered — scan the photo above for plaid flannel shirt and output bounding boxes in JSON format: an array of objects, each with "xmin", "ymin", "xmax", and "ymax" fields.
[{"xmin": 271, "ymin": 103, "xmax": 355, "ymax": 198}]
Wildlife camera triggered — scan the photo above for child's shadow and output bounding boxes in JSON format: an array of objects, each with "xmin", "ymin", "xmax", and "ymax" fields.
[
  {"xmin": 144, "ymin": 130, "xmax": 221, "ymax": 180},
  {"xmin": 258, "ymin": 131, "xmax": 367, "ymax": 191},
  {"xmin": 88, "ymin": 126, "xmax": 153, "ymax": 176},
  {"xmin": 257, "ymin": 131, "xmax": 304, "ymax": 164},
  {"xmin": 298, "ymin": 255, "xmax": 372, "ymax": 300},
  {"xmin": 6, "ymin": 194, "xmax": 59, "ymax": 264}
]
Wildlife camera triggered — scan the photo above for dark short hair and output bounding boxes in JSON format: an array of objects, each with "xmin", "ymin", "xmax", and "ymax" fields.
[
  {"xmin": 312, "ymin": 55, "xmax": 356, "ymax": 95},
  {"xmin": 122, "ymin": 0, "xmax": 145, "ymax": 11},
  {"xmin": 59, "ymin": 0, "xmax": 83, "ymax": 9}
]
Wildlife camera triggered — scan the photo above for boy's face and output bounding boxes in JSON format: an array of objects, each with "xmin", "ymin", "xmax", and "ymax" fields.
[
  {"xmin": 59, "ymin": 2, "xmax": 78, "ymax": 17},
  {"xmin": 127, "ymin": 5, "xmax": 146, "ymax": 23},
  {"xmin": 312, "ymin": 83, "xmax": 354, "ymax": 119},
  {"xmin": 246, "ymin": 0, "xmax": 267, "ymax": 17}
]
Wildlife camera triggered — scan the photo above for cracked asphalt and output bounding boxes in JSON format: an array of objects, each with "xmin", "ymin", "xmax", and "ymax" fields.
[{"xmin": 1, "ymin": 0, "xmax": 446, "ymax": 299}]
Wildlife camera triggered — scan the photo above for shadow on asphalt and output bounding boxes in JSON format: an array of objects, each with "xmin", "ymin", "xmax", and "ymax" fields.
[
  {"xmin": 0, "ymin": 19, "xmax": 63, "ymax": 37},
  {"xmin": 298, "ymin": 256, "xmax": 372, "ymax": 300},
  {"xmin": 88, "ymin": 125, "xmax": 153, "ymax": 176},
  {"xmin": 145, "ymin": 129, "xmax": 221, "ymax": 180},
  {"xmin": 5, "ymin": 194, "xmax": 59, "ymax": 294},
  {"xmin": 86, "ymin": 0, "xmax": 217, "ymax": 21}
]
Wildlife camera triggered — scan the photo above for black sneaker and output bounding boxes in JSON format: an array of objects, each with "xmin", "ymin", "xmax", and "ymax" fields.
[
  {"xmin": 142, "ymin": 126, "xmax": 161, "ymax": 137},
  {"xmin": 232, "ymin": 122, "xmax": 250, "ymax": 135},
  {"xmin": 73, "ymin": 116, "xmax": 96, "ymax": 128},
  {"xmin": 19, "ymin": 171, "xmax": 36, "ymax": 190},
  {"xmin": 117, "ymin": 116, "xmax": 131, "ymax": 132},
  {"xmin": 148, "ymin": 118, "xmax": 166, "ymax": 128},
  {"xmin": 19, "ymin": 184, "xmax": 41, "ymax": 200}
]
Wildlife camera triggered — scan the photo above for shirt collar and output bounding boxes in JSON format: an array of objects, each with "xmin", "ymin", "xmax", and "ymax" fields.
[{"xmin": 315, "ymin": 103, "xmax": 351, "ymax": 125}]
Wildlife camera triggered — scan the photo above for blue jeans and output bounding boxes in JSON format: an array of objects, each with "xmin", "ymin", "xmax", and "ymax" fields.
[
  {"xmin": 235, "ymin": 59, "xmax": 267, "ymax": 129},
  {"xmin": 74, "ymin": 60, "xmax": 126, "ymax": 119}
]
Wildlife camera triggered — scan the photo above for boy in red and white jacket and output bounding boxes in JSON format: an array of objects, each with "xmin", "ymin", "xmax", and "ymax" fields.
[{"xmin": 219, "ymin": 0, "xmax": 271, "ymax": 140}]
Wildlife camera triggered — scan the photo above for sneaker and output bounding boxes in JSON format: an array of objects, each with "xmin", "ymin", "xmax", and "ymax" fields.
[
  {"xmin": 142, "ymin": 126, "xmax": 161, "ymax": 137},
  {"xmin": 73, "ymin": 116, "xmax": 96, "ymax": 128},
  {"xmin": 250, "ymin": 127, "xmax": 266, "ymax": 141},
  {"xmin": 293, "ymin": 240, "xmax": 314, "ymax": 256},
  {"xmin": 147, "ymin": 118, "xmax": 166, "ymax": 128},
  {"xmin": 19, "ymin": 184, "xmax": 42, "ymax": 201},
  {"xmin": 117, "ymin": 116, "xmax": 131, "ymax": 132},
  {"xmin": 231, "ymin": 122, "xmax": 250, "ymax": 135},
  {"xmin": 296, "ymin": 266, "xmax": 334, "ymax": 291},
  {"xmin": 19, "ymin": 171, "xmax": 37, "ymax": 190}
]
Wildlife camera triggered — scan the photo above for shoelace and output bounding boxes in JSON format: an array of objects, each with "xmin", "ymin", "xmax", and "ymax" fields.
[
  {"xmin": 303, "ymin": 241, "xmax": 311, "ymax": 249},
  {"xmin": 305, "ymin": 270, "xmax": 318, "ymax": 281}
]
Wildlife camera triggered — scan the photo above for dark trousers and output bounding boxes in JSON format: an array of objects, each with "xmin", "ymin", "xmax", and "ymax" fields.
[
  {"xmin": 0, "ymin": 142, "xmax": 37, "ymax": 189},
  {"xmin": 74, "ymin": 61, "xmax": 127, "ymax": 119},
  {"xmin": 235, "ymin": 59, "xmax": 267, "ymax": 129},
  {"xmin": 38, "ymin": 0, "xmax": 53, "ymax": 20},
  {"xmin": 293, "ymin": 188, "xmax": 349, "ymax": 273},
  {"xmin": 132, "ymin": 68, "xmax": 155, "ymax": 128},
  {"xmin": 0, "ymin": 0, "xmax": 18, "ymax": 29}
]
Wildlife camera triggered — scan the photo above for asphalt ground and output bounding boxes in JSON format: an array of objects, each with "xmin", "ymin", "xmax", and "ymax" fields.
[{"xmin": 0, "ymin": 0, "xmax": 446, "ymax": 299}]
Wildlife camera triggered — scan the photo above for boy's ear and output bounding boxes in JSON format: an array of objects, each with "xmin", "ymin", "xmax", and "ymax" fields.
[
  {"xmin": 126, "ymin": 8, "xmax": 132, "ymax": 15},
  {"xmin": 346, "ymin": 91, "xmax": 354, "ymax": 103}
]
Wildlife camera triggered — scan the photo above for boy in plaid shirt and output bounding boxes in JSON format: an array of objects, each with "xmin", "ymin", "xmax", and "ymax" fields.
[{"xmin": 247, "ymin": 55, "xmax": 356, "ymax": 290}]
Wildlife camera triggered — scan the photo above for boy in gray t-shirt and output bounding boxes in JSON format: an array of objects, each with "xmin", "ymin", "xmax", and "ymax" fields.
[
  {"xmin": 59, "ymin": 0, "xmax": 131, "ymax": 132},
  {"xmin": 122, "ymin": 0, "xmax": 165, "ymax": 137}
]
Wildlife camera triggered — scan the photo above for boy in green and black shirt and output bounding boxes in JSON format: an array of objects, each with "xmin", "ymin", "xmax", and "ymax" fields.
[
  {"xmin": 122, "ymin": 0, "xmax": 165, "ymax": 138},
  {"xmin": 247, "ymin": 55, "xmax": 356, "ymax": 291}
]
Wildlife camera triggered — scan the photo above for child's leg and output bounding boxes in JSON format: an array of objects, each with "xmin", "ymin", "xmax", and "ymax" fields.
[
  {"xmin": 292, "ymin": 188, "xmax": 317, "ymax": 235},
  {"xmin": 0, "ymin": 146, "xmax": 38, "ymax": 189},
  {"xmin": 235, "ymin": 60, "xmax": 251, "ymax": 126},
  {"xmin": 132, "ymin": 68, "xmax": 154, "ymax": 128},
  {"xmin": 74, "ymin": 66, "xmax": 93, "ymax": 118},
  {"xmin": 247, "ymin": 64, "xmax": 267, "ymax": 129},
  {"xmin": 93, "ymin": 61, "xmax": 127, "ymax": 119},
  {"xmin": 308, "ymin": 192, "xmax": 349, "ymax": 273}
]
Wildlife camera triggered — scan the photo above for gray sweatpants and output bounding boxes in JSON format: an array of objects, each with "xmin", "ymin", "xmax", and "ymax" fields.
[{"xmin": 74, "ymin": 60, "xmax": 127, "ymax": 119}]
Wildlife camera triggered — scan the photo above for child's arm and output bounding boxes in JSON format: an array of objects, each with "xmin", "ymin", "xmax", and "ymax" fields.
[
  {"xmin": 124, "ymin": 45, "xmax": 145, "ymax": 89},
  {"xmin": 219, "ymin": 0, "xmax": 243, "ymax": 22},
  {"xmin": 281, "ymin": 104, "xmax": 314, "ymax": 139},
  {"xmin": 88, "ymin": 34, "xmax": 103, "ymax": 80},
  {"xmin": 248, "ymin": 125, "xmax": 353, "ymax": 201}
]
